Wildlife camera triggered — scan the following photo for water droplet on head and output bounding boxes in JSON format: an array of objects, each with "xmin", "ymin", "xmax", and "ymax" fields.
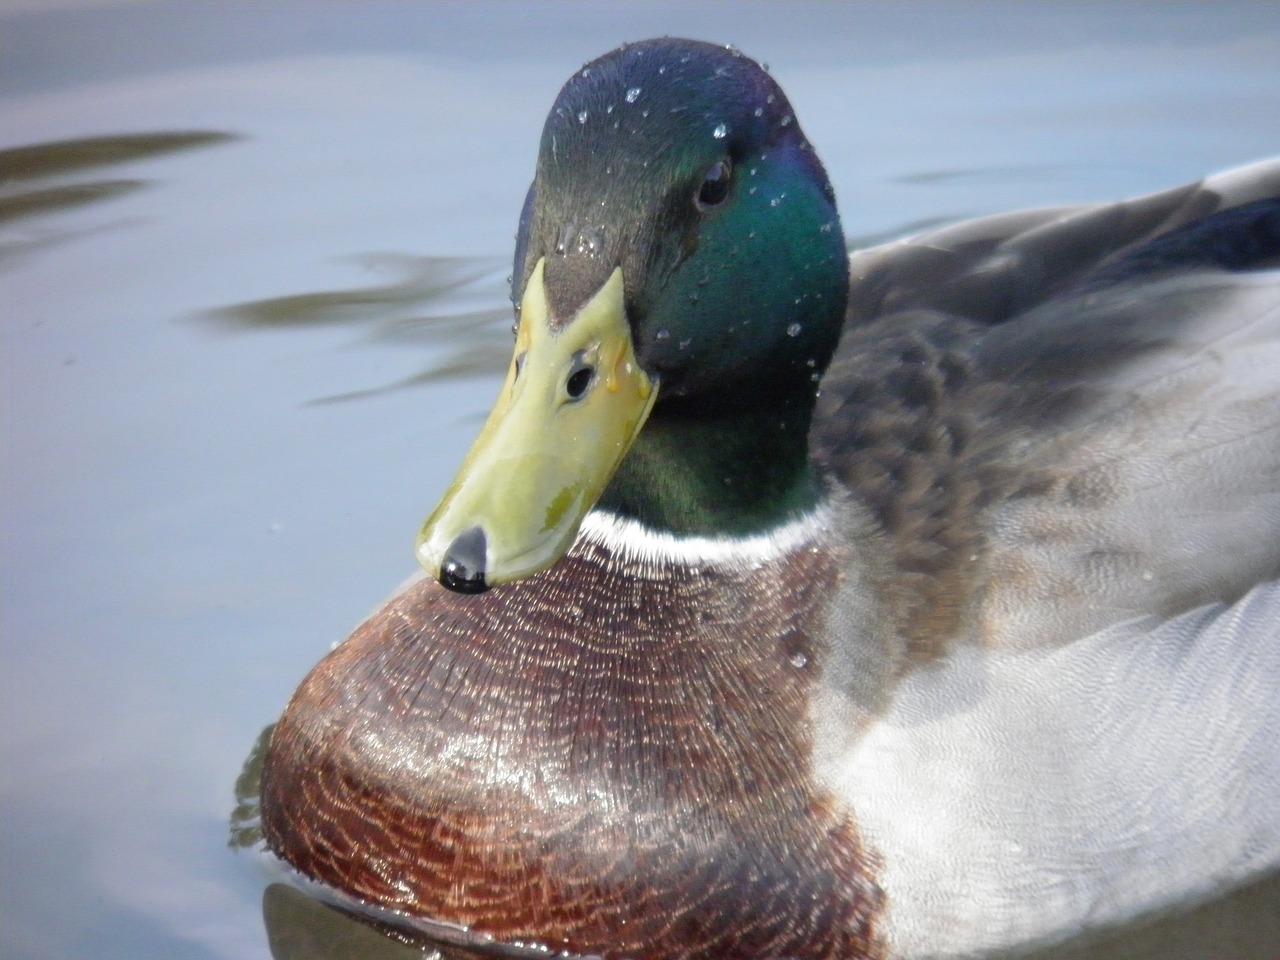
[
  {"xmin": 770, "ymin": 197, "xmax": 782, "ymax": 207},
  {"xmin": 786, "ymin": 322, "xmax": 802, "ymax": 337},
  {"xmin": 790, "ymin": 652, "xmax": 808, "ymax": 669},
  {"xmin": 577, "ymin": 110, "xmax": 588, "ymax": 124},
  {"xmin": 781, "ymin": 114, "xmax": 793, "ymax": 127},
  {"xmin": 712, "ymin": 122, "xmax": 728, "ymax": 139},
  {"xmin": 753, "ymin": 107, "xmax": 763, "ymax": 118},
  {"xmin": 820, "ymin": 221, "xmax": 834, "ymax": 233},
  {"xmin": 626, "ymin": 86, "xmax": 641, "ymax": 103},
  {"xmin": 655, "ymin": 328, "xmax": 670, "ymax": 341},
  {"xmin": 766, "ymin": 94, "xmax": 775, "ymax": 104}
]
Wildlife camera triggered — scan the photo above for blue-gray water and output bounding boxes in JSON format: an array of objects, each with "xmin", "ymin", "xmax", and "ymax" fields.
[{"xmin": 2, "ymin": 3, "xmax": 1278, "ymax": 959}]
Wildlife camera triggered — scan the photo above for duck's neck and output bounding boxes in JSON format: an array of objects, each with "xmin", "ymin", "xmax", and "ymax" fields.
[{"xmin": 597, "ymin": 397, "xmax": 820, "ymax": 537}]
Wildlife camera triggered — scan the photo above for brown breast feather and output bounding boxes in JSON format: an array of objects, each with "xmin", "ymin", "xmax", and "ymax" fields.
[{"xmin": 261, "ymin": 535, "xmax": 886, "ymax": 959}]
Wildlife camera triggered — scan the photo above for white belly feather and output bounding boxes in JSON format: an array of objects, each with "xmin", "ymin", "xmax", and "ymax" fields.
[{"xmin": 817, "ymin": 581, "xmax": 1280, "ymax": 957}]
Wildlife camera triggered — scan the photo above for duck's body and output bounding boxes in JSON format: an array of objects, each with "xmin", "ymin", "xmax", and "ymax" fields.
[{"xmin": 261, "ymin": 39, "xmax": 1280, "ymax": 960}]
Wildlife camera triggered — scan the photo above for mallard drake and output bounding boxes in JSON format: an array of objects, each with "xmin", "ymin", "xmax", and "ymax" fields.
[{"xmin": 259, "ymin": 38, "xmax": 1280, "ymax": 960}]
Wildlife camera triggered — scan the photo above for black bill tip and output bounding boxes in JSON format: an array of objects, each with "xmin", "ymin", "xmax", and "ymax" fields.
[{"xmin": 439, "ymin": 526, "xmax": 489, "ymax": 594}]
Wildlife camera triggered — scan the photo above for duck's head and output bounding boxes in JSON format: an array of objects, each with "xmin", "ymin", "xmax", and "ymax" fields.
[{"xmin": 418, "ymin": 38, "xmax": 848, "ymax": 592}]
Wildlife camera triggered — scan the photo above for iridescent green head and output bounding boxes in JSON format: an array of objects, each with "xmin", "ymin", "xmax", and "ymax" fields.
[
  {"xmin": 419, "ymin": 39, "xmax": 849, "ymax": 592},
  {"xmin": 514, "ymin": 38, "xmax": 848, "ymax": 407}
]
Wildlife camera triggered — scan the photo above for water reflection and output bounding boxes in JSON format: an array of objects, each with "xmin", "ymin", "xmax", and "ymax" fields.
[
  {"xmin": 1, "ymin": 131, "xmax": 236, "ymax": 180},
  {"xmin": 0, "ymin": 131, "xmax": 237, "ymax": 252},
  {"xmin": 261, "ymin": 880, "xmax": 603, "ymax": 960},
  {"xmin": 0, "ymin": 179, "xmax": 145, "ymax": 224},
  {"xmin": 261, "ymin": 885, "xmax": 431, "ymax": 960},
  {"xmin": 229, "ymin": 725, "xmax": 272, "ymax": 853},
  {"xmin": 202, "ymin": 255, "xmax": 513, "ymax": 401}
]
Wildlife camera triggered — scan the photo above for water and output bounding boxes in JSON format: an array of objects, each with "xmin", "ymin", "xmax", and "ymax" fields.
[{"xmin": 2, "ymin": 2, "xmax": 1278, "ymax": 959}]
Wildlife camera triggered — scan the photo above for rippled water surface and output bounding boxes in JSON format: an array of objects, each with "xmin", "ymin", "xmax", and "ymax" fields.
[{"xmin": 3, "ymin": 2, "xmax": 1279, "ymax": 958}]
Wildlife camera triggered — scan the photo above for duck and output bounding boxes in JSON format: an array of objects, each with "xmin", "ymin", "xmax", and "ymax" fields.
[{"xmin": 258, "ymin": 38, "xmax": 1280, "ymax": 960}]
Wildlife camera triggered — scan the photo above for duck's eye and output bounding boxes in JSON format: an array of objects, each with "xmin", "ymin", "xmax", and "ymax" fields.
[
  {"xmin": 565, "ymin": 356, "xmax": 595, "ymax": 400},
  {"xmin": 695, "ymin": 159, "xmax": 733, "ymax": 210}
]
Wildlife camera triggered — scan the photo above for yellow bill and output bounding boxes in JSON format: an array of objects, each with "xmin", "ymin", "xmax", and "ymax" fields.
[{"xmin": 416, "ymin": 257, "xmax": 658, "ymax": 592}]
